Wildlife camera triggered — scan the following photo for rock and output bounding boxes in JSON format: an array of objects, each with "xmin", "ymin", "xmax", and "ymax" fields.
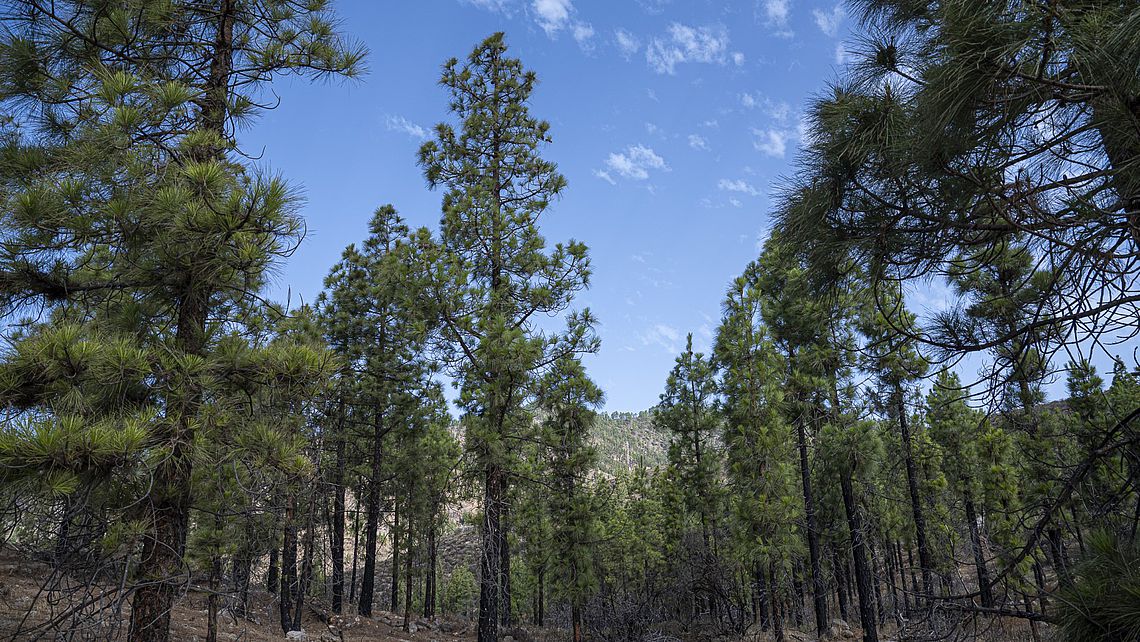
[
  {"xmin": 285, "ymin": 630, "xmax": 308, "ymax": 641},
  {"xmin": 409, "ymin": 622, "xmax": 419, "ymax": 634}
]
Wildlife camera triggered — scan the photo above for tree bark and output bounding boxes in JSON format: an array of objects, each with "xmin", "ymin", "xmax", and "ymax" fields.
[
  {"xmin": 478, "ymin": 465, "xmax": 505, "ymax": 642},
  {"xmin": 331, "ymin": 404, "xmax": 347, "ymax": 613},
  {"xmin": 896, "ymin": 392, "xmax": 934, "ymax": 602},
  {"xmin": 359, "ymin": 411, "xmax": 385, "ymax": 617},
  {"xmin": 795, "ymin": 416, "xmax": 828, "ymax": 635},
  {"xmin": 964, "ymin": 495, "xmax": 994, "ymax": 608},
  {"xmin": 280, "ymin": 495, "xmax": 299, "ymax": 633},
  {"xmin": 840, "ymin": 469, "xmax": 878, "ymax": 642}
]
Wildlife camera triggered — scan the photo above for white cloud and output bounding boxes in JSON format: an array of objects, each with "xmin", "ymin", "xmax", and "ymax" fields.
[
  {"xmin": 593, "ymin": 169, "xmax": 617, "ymax": 185},
  {"xmin": 534, "ymin": 0, "xmax": 572, "ymax": 34},
  {"xmin": 753, "ymin": 128, "xmax": 788, "ymax": 157},
  {"xmin": 604, "ymin": 144, "xmax": 668, "ymax": 180},
  {"xmin": 718, "ymin": 178, "xmax": 762, "ymax": 197},
  {"xmin": 741, "ymin": 92, "xmax": 792, "ymax": 123},
  {"xmin": 385, "ymin": 115, "xmax": 428, "ymax": 140},
  {"xmin": 646, "ymin": 23, "xmax": 730, "ymax": 74},
  {"xmin": 732, "ymin": 52, "xmax": 745, "ymax": 66},
  {"xmin": 813, "ymin": 3, "xmax": 845, "ymax": 37},
  {"xmin": 615, "ymin": 28, "xmax": 641, "ymax": 57},
  {"xmin": 762, "ymin": 0, "xmax": 789, "ymax": 26},
  {"xmin": 688, "ymin": 134, "xmax": 710, "ymax": 151},
  {"xmin": 640, "ymin": 323, "xmax": 683, "ymax": 353},
  {"xmin": 573, "ymin": 21, "xmax": 595, "ymax": 47},
  {"xmin": 729, "ymin": 197, "xmax": 743, "ymax": 208},
  {"xmin": 463, "ymin": 0, "xmax": 515, "ymax": 12}
]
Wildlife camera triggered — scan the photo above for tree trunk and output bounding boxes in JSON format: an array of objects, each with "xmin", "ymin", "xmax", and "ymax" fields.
[
  {"xmin": 964, "ymin": 495, "xmax": 993, "ymax": 608},
  {"xmin": 128, "ymin": 288, "xmax": 209, "ymax": 642},
  {"xmin": 331, "ymin": 406, "xmax": 347, "ymax": 613},
  {"xmin": 268, "ymin": 533, "xmax": 279, "ymax": 595},
  {"xmin": 499, "ymin": 502, "xmax": 512, "ymax": 628},
  {"xmin": 840, "ymin": 469, "xmax": 878, "ymax": 642},
  {"xmin": 359, "ymin": 411, "xmax": 385, "ymax": 617},
  {"xmin": 769, "ymin": 562, "xmax": 785, "ymax": 642},
  {"xmin": 896, "ymin": 392, "xmax": 934, "ymax": 602},
  {"xmin": 403, "ymin": 526, "xmax": 414, "ymax": 631},
  {"xmin": 795, "ymin": 417, "xmax": 828, "ymax": 635},
  {"xmin": 753, "ymin": 561, "xmax": 770, "ymax": 629},
  {"xmin": 391, "ymin": 505, "xmax": 401, "ymax": 613},
  {"xmin": 281, "ymin": 495, "xmax": 299, "ymax": 633},
  {"xmin": 206, "ymin": 515, "xmax": 222, "ymax": 642},
  {"xmin": 424, "ymin": 521, "xmax": 437, "ymax": 618},
  {"xmin": 833, "ymin": 544, "xmax": 849, "ymax": 622},
  {"xmin": 478, "ymin": 465, "xmax": 505, "ymax": 642},
  {"xmin": 350, "ymin": 507, "xmax": 361, "ymax": 604}
]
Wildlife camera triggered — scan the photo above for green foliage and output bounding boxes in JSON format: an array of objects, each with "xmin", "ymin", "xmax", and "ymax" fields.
[{"xmin": 1057, "ymin": 532, "xmax": 1140, "ymax": 642}]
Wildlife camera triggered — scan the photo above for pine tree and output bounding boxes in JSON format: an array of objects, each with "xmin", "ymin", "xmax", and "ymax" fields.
[
  {"xmin": 657, "ymin": 334, "xmax": 722, "ymax": 549},
  {"xmin": 857, "ymin": 283, "xmax": 936, "ymax": 601},
  {"xmin": 318, "ymin": 205, "xmax": 437, "ymax": 617},
  {"xmin": 415, "ymin": 33, "xmax": 598, "ymax": 642},
  {"xmin": 713, "ymin": 264, "xmax": 800, "ymax": 633},
  {"xmin": 0, "ymin": 4, "xmax": 362, "ymax": 639},
  {"xmin": 538, "ymin": 355, "xmax": 604, "ymax": 642},
  {"xmin": 926, "ymin": 371, "xmax": 994, "ymax": 608}
]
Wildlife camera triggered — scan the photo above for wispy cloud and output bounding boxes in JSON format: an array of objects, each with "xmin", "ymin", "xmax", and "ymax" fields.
[
  {"xmin": 615, "ymin": 28, "xmax": 641, "ymax": 57},
  {"xmin": 602, "ymin": 144, "xmax": 669, "ymax": 181},
  {"xmin": 762, "ymin": 0, "xmax": 789, "ymax": 25},
  {"xmin": 718, "ymin": 178, "xmax": 762, "ymax": 197},
  {"xmin": 462, "ymin": 0, "xmax": 515, "ymax": 12},
  {"xmin": 740, "ymin": 92, "xmax": 791, "ymax": 122},
  {"xmin": 593, "ymin": 169, "xmax": 617, "ymax": 185},
  {"xmin": 532, "ymin": 0, "xmax": 594, "ymax": 48},
  {"xmin": 646, "ymin": 23, "xmax": 730, "ymax": 74},
  {"xmin": 640, "ymin": 323, "xmax": 683, "ymax": 353},
  {"xmin": 813, "ymin": 3, "xmax": 845, "ymax": 37},
  {"xmin": 385, "ymin": 115, "xmax": 428, "ymax": 140},
  {"xmin": 753, "ymin": 128, "xmax": 788, "ymax": 157},
  {"xmin": 688, "ymin": 134, "xmax": 710, "ymax": 151},
  {"xmin": 534, "ymin": 0, "xmax": 572, "ymax": 33}
]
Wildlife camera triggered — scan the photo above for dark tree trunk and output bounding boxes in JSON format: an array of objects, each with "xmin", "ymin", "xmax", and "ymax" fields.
[
  {"xmin": 268, "ymin": 533, "xmax": 279, "ymax": 595},
  {"xmin": 536, "ymin": 567, "xmax": 545, "ymax": 627},
  {"xmin": 478, "ymin": 465, "xmax": 505, "ymax": 642},
  {"xmin": 281, "ymin": 495, "xmax": 300, "ymax": 633},
  {"xmin": 359, "ymin": 412, "xmax": 386, "ymax": 617},
  {"xmin": 896, "ymin": 393, "xmax": 934, "ymax": 602},
  {"xmin": 840, "ymin": 469, "xmax": 878, "ymax": 642},
  {"xmin": 331, "ymin": 406, "xmax": 347, "ymax": 613},
  {"xmin": 769, "ymin": 562, "xmax": 785, "ymax": 642},
  {"xmin": 894, "ymin": 541, "xmax": 909, "ymax": 614},
  {"xmin": 795, "ymin": 416, "xmax": 828, "ymax": 636},
  {"xmin": 232, "ymin": 516, "xmax": 255, "ymax": 617},
  {"xmin": 391, "ymin": 505, "xmax": 400, "ymax": 613},
  {"xmin": 403, "ymin": 527, "xmax": 414, "ymax": 631},
  {"xmin": 424, "ymin": 521, "xmax": 437, "ymax": 618},
  {"xmin": 833, "ymin": 544, "xmax": 849, "ymax": 622},
  {"xmin": 869, "ymin": 541, "xmax": 886, "ymax": 626},
  {"xmin": 753, "ymin": 561, "xmax": 770, "ymax": 629},
  {"xmin": 350, "ymin": 507, "xmax": 361, "ymax": 604},
  {"xmin": 206, "ymin": 514, "xmax": 223, "ymax": 642},
  {"xmin": 293, "ymin": 520, "xmax": 315, "ymax": 631},
  {"xmin": 499, "ymin": 502, "xmax": 512, "ymax": 628},
  {"xmin": 964, "ymin": 496, "xmax": 994, "ymax": 608}
]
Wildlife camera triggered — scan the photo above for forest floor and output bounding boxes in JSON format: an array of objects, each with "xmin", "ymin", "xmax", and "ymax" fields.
[
  {"xmin": 0, "ymin": 548, "xmax": 1049, "ymax": 641},
  {"xmin": 0, "ymin": 548, "xmax": 477, "ymax": 641}
]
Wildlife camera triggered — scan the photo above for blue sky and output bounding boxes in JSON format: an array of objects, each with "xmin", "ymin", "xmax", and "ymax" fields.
[{"xmin": 242, "ymin": 0, "xmax": 860, "ymax": 410}]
